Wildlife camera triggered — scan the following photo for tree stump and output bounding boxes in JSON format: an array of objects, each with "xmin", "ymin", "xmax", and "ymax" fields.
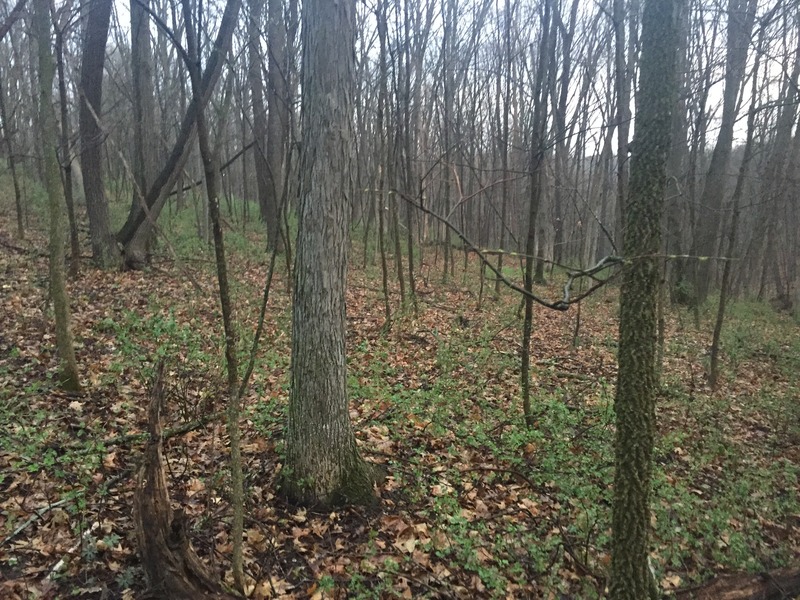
[{"xmin": 133, "ymin": 362, "xmax": 238, "ymax": 600}]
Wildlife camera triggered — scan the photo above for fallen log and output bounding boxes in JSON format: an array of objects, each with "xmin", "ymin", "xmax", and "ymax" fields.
[
  {"xmin": 133, "ymin": 362, "xmax": 239, "ymax": 600},
  {"xmin": 674, "ymin": 567, "xmax": 800, "ymax": 600}
]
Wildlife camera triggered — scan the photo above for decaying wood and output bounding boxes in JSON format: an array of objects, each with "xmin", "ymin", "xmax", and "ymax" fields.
[
  {"xmin": 675, "ymin": 567, "xmax": 800, "ymax": 600},
  {"xmin": 133, "ymin": 362, "xmax": 239, "ymax": 600}
]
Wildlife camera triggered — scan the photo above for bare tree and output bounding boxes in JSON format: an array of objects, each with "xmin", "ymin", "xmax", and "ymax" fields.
[
  {"xmin": 33, "ymin": 0, "xmax": 80, "ymax": 390},
  {"xmin": 78, "ymin": 0, "xmax": 118, "ymax": 268},
  {"xmin": 610, "ymin": 0, "xmax": 681, "ymax": 595},
  {"xmin": 283, "ymin": 0, "xmax": 378, "ymax": 507}
]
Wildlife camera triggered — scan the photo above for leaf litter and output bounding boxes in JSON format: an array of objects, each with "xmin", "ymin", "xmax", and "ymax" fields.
[{"xmin": 0, "ymin": 218, "xmax": 798, "ymax": 599}]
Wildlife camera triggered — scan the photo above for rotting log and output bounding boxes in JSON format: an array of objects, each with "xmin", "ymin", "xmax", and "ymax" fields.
[
  {"xmin": 133, "ymin": 362, "xmax": 239, "ymax": 600},
  {"xmin": 674, "ymin": 568, "xmax": 800, "ymax": 600}
]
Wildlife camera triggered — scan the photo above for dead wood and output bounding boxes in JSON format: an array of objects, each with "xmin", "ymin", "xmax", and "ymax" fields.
[
  {"xmin": 674, "ymin": 567, "xmax": 800, "ymax": 600},
  {"xmin": 133, "ymin": 362, "xmax": 239, "ymax": 600}
]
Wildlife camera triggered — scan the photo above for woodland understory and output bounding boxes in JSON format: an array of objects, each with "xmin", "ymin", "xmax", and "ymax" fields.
[{"xmin": 0, "ymin": 201, "xmax": 798, "ymax": 599}]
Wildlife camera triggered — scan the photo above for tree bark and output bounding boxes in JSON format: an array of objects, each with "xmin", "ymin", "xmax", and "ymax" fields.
[
  {"xmin": 78, "ymin": 0, "xmax": 119, "ymax": 268},
  {"xmin": 521, "ymin": 0, "xmax": 552, "ymax": 428},
  {"xmin": 610, "ymin": 0, "xmax": 680, "ymax": 596},
  {"xmin": 133, "ymin": 363, "xmax": 237, "ymax": 600},
  {"xmin": 283, "ymin": 0, "xmax": 377, "ymax": 507},
  {"xmin": 55, "ymin": 23, "xmax": 80, "ymax": 275},
  {"xmin": 33, "ymin": 0, "xmax": 81, "ymax": 391},
  {"xmin": 125, "ymin": 0, "xmax": 161, "ymax": 267}
]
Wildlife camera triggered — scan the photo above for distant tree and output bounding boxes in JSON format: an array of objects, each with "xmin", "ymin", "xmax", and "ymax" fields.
[
  {"xmin": 692, "ymin": 0, "xmax": 757, "ymax": 306},
  {"xmin": 124, "ymin": 0, "xmax": 161, "ymax": 266},
  {"xmin": 0, "ymin": 0, "xmax": 26, "ymax": 42},
  {"xmin": 115, "ymin": 0, "xmax": 241, "ymax": 269},
  {"xmin": 265, "ymin": 0, "xmax": 289, "ymax": 250},
  {"xmin": 33, "ymin": 0, "xmax": 80, "ymax": 390},
  {"xmin": 0, "ymin": 69, "xmax": 23, "ymax": 239},
  {"xmin": 610, "ymin": 0, "xmax": 680, "ymax": 596},
  {"xmin": 283, "ymin": 0, "xmax": 377, "ymax": 506},
  {"xmin": 78, "ymin": 0, "xmax": 119, "ymax": 268}
]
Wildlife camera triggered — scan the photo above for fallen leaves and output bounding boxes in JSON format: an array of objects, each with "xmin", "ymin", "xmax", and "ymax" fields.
[{"xmin": 1, "ymin": 217, "xmax": 799, "ymax": 599}]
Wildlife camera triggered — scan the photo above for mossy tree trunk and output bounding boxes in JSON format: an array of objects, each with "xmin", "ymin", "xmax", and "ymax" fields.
[
  {"xmin": 283, "ymin": 0, "xmax": 376, "ymax": 507},
  {"xmin": 33, "ymin": 0, "xmax": 80, "ymax": 391},
  {"xmin": 610, "ymin": 0, "xmax": 681, "ymax": 596}
]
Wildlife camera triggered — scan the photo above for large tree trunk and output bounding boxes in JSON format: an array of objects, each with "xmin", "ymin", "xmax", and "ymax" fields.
[
  {"xmin": 125, "ymin": 0, "xmax": 160, "ymax": 267},
  {"xmin": 610, "ymin": 0, "xmax": 680, "ymax": 596},
  {"xmin": 283, "ymin": 0, "xmax": 377, "ymax": 507},
  {"xmin": 33, "ymin": 0, "xmax": 80, "ymax": 391},
  {"xmin": 78, "ymin": 0, "xmax": 119, "ymax": 268}
]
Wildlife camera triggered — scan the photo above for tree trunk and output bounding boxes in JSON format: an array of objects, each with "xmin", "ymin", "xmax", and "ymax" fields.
[
  {"xmin": 180, "ymin": 0, "xmax": 244, "ymax": 584},
  {"xmin": 521, "ymin": 0, "xmax": 552, "ymax": 428},
  {"xmin": 265, "ymin": 0, "xmax": 288, "ymax": 251},
  {"xmin": 610, "ymin": 0, "xmax": 680, "ymax": 595},
  {"xmin": 78, "ymin": 0, "xmax": 119, "ymax": 268},
  {"xmin": 134, "ymin": 363, "xmax": 237, "ymax": 600},
  {"xmin": 126, "ymin": 0, "xmax": 160, "ymax": 267},
  {"xmin": 116, "ymin": 0, "xmax": 242, "ymax": 267},
  {"xmin": 692, "ymin": 0, "xmax": 756, "ymax": 305},
  {"xmin": 283, "ymin": 0, "xmax": 377, "ymax": 507},
  {"xmin": 0, "ymin": 72, "xmax": 24, "ymax": 239},
  {"xmin": 247, "ymin": 0, "xmax": 275, "ymax": 239},
  {"xmin": 55, "ymin": 24, "xmax": 80, "ymax": 275},
  {"xmin": 33, "ymin": 0, "xmax": 80, "ymax": 391}
]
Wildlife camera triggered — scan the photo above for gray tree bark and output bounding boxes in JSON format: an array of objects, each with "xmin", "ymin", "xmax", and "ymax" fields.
[
  {"xmin": 78, "ymin": 0, "xmax": 119, "ymax": 268},
  {"xmin": 283, "ymin": 0, "xmax": 376, "ymax": 507},
  {"xmin": 124, "ymin": 0, "xmax": 161, "ymax": 267}
]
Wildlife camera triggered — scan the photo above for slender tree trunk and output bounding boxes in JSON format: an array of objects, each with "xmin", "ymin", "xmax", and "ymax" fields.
[
  {"xmin": 55, "ymin": 25, "xmax": 80, "ymax": 275},
  {"xmin": 0, "ymin": 0, "xmax": 27, "ymax": 42},
  {"xmin": 283, "ymin": 0, "xmax": 376, "ymax": 507},
  {"xmin": 495, "ymin": 0, "xmax": 512, "ymax": 296},
  {"xmin": 248, "ymin": 0, "xmax": 279, "ymax": 244},
  {"xmin": 265, "ymin": 0, "xmax": 288, "ymax": 251},
  {"xmin": 610, "ymin": 0, "xmax": 680, "ymax": 595},
  {"xmin": 521, "ymin": 0, "xmax": 551, "ymax": 428},
  {"xmin": 377, "ymin": 0, "xmax": 392, "ymax": 329},
  {"xmin": 692, "ymin": 0, "xmax": 756, "ymax": 305},
  {"xmin": 180, "ymin": 0, "xmax": 244, "ymax": 587},
  {"xmin": 613, "ymin": 0, "xmax": 632, "ymax": 247},
  {"xmin": 34, "ymin": 0, "xmax": 80, "ymax": 391},
  {"xmin": 709, "ymin": 20, "xmax": 766, "ymax": 388},
  {"xmin": 0, "ymin": 73, "xmax": 24, "ymax": 239}
]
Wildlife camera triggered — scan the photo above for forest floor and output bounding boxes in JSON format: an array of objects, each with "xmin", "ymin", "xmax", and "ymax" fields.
[{"xmin": 0, "ymin": 208, "xmax": 799, "ymax": 599}]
